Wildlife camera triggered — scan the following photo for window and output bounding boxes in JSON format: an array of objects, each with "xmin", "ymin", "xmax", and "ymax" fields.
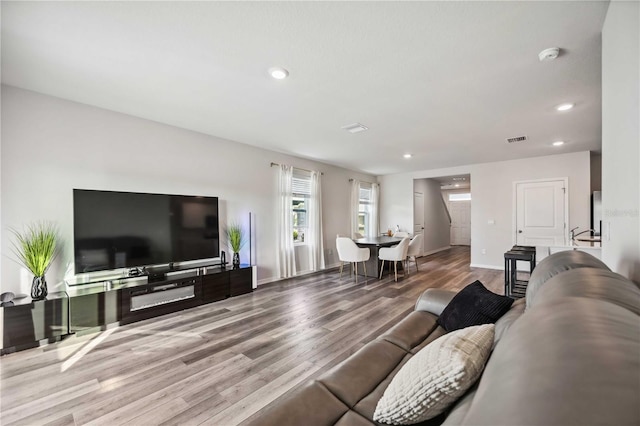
[
  {"xmin": 292, "ymin": 173, "xmax": 311, "ymax": 243},
  {"xmin": 359, "ymin": 185, "xmax": 373, "ymax": 236},
  {"xmin": 449, "ymin": 193, "xmax": 472, "ymax": 201}
]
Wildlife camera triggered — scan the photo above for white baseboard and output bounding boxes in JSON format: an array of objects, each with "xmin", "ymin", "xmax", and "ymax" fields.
[
  {"xmin": 422, "ymin": 246, "xmax": 451, "ymax": 256},
  {"xmin": 256, "ymin": 263, "xmax": 342, "ymax": 287},
  {"xmin": 470, "ymin": 263, "xmax": 503, "ymax": 270}
]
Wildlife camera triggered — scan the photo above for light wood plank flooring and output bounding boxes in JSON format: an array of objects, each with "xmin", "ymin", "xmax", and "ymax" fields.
[{"xmin": 0, "ymin": 246, "xmax": 502, "ymax": 426}]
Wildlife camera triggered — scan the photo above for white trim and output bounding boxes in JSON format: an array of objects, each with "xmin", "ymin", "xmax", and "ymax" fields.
[
  {"xmin": 256, "ymin": 263, "xmax": 342, "ymax": 286},
  {"xmin": 423, "ymin": 246, "xmax": 451, "ymax": 256},
  {"xmin": 512, "ymin": 177, "xmax": 569, "ymax": 246},
  {"xmin": 470, "ymin": 263, "xmax": 503, "ymax": 271}
]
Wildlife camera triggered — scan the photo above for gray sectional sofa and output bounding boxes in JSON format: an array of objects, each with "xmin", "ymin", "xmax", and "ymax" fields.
[{"xmin": 249, "ymin": 250, "xmax": 640, "ymax": 425}]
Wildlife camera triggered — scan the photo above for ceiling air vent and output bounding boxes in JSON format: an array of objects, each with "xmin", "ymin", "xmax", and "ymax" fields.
[
  {"xmin": 506, "ymin": 135, "xmax": 528, "ymax": 143},
  {"xmin": 341, "ymin": 123, "xmax": 369, "ymax": 133}
]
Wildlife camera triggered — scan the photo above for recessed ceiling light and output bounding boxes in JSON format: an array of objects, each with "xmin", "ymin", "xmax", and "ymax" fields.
[
  {"xmin": 552, "ymin": 141, "xmax": 565, "ymax": 146},
  {"xmin": 268, "ymin": 67, "xmax": 289, "ymax": 80},
  {"xmin": 403, "ymin": 154, "xmax": 412, "ymax": 159},
  {"xmin": 556, "ymin": 103, "xmax": 574, "ymax": 111},
  {"xmin": 454, "ymin": 184, "xmax": 460, "ymax": 188}
]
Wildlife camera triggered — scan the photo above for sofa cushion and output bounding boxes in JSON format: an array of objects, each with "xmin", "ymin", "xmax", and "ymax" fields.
[
  {"xmin": 530, "ymin": 268, "xmax": 640, "ymax": 315},
  {"xmin": 373, "ymin": 324, "xmax": 495, "ymax": 425},
  {"xmin": 492, "ymin": 297, "xmax": 525, "ymax": 349},
  {"xmin": 526, "ymin": 250, "xmax": 610, "ymax": 308},
  {"xmin": 319, "ymin": 339, "xmax": 409, "ymax": 408},
  {"xmin": 458, "ymin": 298, "xmax": 640, "ymax": 425},
  {"xmin": 334, "ymin": 411, "xmax": 373, "ymax": 426},
  {"xmin": 249, "ymin": 380, "xmax": 350, "ymax": 426},
  {"xmin": 437, "ymin": 280, "xmax": 513, "ymax": 332},
  {"xmin": 379, "ymin": 310, "xmax": 439, "ymax": 352}
]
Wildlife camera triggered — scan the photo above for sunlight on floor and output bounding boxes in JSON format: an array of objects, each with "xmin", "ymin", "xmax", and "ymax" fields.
[{"xmin": 60, "ymin": 328, "xmax": 116, "ymax": 373}]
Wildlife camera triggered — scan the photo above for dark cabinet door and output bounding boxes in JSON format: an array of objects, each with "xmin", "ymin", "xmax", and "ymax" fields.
[
  {"xmin": 229, "ymin": 267, "xmax": 253, "ymax": 296},
  {"xmin": 70, "ymin": 291, "xmax": 121, "ymax": 333},
  {"xmin": 2, "ymin": 295, "xmax": 69, "ymax": 354},
  {"xmin": 202, "ymin": 273, "xmax": 229, "ymax": 303}
]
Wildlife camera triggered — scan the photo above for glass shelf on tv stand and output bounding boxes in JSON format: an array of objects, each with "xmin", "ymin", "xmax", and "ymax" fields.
[{"xmin": 65, "ymin": 261, "xmax": 231, "ymax": 296}]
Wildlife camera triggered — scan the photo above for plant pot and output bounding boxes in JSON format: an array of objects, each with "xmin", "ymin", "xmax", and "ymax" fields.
[
  {"xmin": 31, "ymin": 275, "xmax": 48, "ymax": 300},
  {"xmin": 232, "ymin": 252, "xmax": 240, "ymax": 269}
]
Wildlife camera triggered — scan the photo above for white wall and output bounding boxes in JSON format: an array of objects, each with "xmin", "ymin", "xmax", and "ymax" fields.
[
  {"xmin": 380, "ymin": 151, "xmax": 591, "ymax": 269},
  {"xmin": 414, "ymin": 179, "xmax": 450, "ymax": 253},
  {"xmin": 0, "ymin": 86, "xmax": 375, "ymax": 293},
  {"xmin": 601, "ymin": 0, "xmax": 640, "ymax": 283}
]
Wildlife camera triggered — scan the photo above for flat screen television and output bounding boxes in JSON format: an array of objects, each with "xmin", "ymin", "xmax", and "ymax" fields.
[{"xmin": 73, "ymin": 189, "xmax": 219, "ymax": 274}]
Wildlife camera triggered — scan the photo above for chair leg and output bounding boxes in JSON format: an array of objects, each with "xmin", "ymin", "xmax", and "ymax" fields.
[
  {"xmin": 339, "ymin": 262, "xmax": 344, "ymax": 278},
  {"xmin": 379, "ymin": 260, "xmax": 385, "ymax": 279},
  {"xmin": 363, "ymin": 261, "xmax": 367, "ymax": 278},
  {"xmin": 405, "ymin": 257, "xmax": 410, "ymax": 276},
  {"xmin": 394, "ymin": 261, "xmax": 398, "ymax": 282},
  {"xmin": 355, "ymin": 262, "xmax": 358, "ymax": 283},
  {"xmin": 415, "ymin": 256, "xmax": 419, "ymax": 272}
]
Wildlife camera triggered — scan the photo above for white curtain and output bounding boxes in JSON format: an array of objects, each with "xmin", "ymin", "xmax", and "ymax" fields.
[
  {"xmin": 349, "ymin": 179, "xmax": 360, "ymax": 238},
  {"xmin": 307, "ymin": 170, "xmax": 325, "ymax": 271},
  {"xmin": 370, "ymin": 182, "xmax": 380, "ymax": 238},
  {"xmin": 277, "ymin": 164, "xmax": 296, "ymax": 278}
]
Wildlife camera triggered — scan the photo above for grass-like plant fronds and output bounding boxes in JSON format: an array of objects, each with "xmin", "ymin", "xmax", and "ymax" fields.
[
  {"xmin": 225, "ymin": 222, "xmax": 246, "ymax": 253},
  {"xmin": 10, "ymin": 221, "xmax": 60, "ymax": 277}
]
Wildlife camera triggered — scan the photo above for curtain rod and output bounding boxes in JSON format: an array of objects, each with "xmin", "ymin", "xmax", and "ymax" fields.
[
  {"xmin": 349, "ymin": 178, "xmax": 377, "ymax": 185},
  {"xmin": 270, "ymin": 162, "xmax": 323, "ymax": 175}
]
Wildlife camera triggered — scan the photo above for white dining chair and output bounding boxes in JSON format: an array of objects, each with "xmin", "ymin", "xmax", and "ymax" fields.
[
  {"xmin": 406, "ymin": 234, "xmax": 423, "ymax": 274},
  {"xmin": 336, "ymin": 237, "xmax": 371, "ymax": 280},
  {"xmin": 378, "ymin": 237, "xmax": 410, "ymax": 281},
  {"xmin": 393, "ymin": 231, "xmax": 409, "ymax": 238}
]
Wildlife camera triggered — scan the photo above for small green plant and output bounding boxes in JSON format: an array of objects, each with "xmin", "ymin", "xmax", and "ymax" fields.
[
  {"xmin": 225, "ymin": 222, "xmax": 246, "ymax": 253},
  {"xmin": 10, "ymin": 221, "xmax": 60, "ymax": 277},
  {"xmin": 293, "ymin": 230, "xmax": 299, "ymax": 240}
]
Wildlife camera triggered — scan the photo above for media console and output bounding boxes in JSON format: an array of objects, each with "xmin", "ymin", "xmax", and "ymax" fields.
[
  {"xmin": 69, "ymin": 264, "xmax": 253, "ymax": 333},
  {"xmin": 1, "ymin": 265, "xmax": 254, "ymax": 354}
]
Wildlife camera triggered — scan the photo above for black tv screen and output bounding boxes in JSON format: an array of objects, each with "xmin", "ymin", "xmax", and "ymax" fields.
[{"xmin": 73, "ymin": 189, "xmax": 219, "ymax": 274}]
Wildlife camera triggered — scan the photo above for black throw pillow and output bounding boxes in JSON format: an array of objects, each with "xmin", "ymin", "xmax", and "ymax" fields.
[{"xmin": 437, "ymin": 280, "xmax": 514, "ymax": 332}]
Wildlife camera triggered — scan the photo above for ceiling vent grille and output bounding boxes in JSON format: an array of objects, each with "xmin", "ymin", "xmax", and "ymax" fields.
[
  {"xmin": 341, "ymin": 123, "xmax": 369, "ymax": 133},
  {"xmin": 506, "ymin": 135, "xmax": 528, "ymax": 143}
]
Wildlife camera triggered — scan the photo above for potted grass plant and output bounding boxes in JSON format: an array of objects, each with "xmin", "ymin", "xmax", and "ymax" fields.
[
  {"xmin": 225, "ymin": 222, "xmax": 246, "ymax": 269},
  {"xmin": 10, "ymin": 221, "xmax": 60, "ymax": 300}
]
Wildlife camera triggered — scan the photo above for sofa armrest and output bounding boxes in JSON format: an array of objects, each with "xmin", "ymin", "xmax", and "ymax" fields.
[{"xmin": 414, "ymin": 288, "xmax": 456, "ymax": 316}]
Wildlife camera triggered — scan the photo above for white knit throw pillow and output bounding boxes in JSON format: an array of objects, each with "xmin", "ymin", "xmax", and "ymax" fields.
[{"xmin": 373, "ymin": 324, "xmax": 495, "ymax": 425}]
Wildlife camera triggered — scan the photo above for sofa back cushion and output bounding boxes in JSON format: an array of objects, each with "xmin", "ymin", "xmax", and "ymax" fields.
[
  {"xmin": 530, "ymin": 267, "xmax": 640, "ymax": 314},
  {"xmin": 526, "ymin": 250, "xmax": 610, "ymax": 308},
  {"xmin": 456, "ymin": 297, "xmax": 640, "ymax": 425}
]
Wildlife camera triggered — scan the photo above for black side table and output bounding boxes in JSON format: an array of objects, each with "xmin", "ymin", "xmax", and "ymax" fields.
[
  {"xmin": 1, "ymin": 291, "xmax": 70, "ymax": 355},
  {"xmin": 504, "ymin": 246, "xmax": 536, "ymax": 298}
]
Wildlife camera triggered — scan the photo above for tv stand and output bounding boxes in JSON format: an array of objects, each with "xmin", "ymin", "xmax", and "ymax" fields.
[{"xmin": 67, "ymin": 264, "xmax": 253, "ymax": 334}]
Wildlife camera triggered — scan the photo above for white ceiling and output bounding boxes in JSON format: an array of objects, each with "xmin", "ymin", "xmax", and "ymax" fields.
[{"xmin": 1, "ymin": 1, "xmax": 609, "ymax": 175}]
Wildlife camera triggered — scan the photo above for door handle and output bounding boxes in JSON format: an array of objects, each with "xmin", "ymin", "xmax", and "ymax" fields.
[{"xmin": 518, "ymin": 230, "xmax": 523, "ymax": 233}]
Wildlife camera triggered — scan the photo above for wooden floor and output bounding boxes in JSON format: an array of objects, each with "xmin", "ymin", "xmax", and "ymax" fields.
[{"xmin": 0, "ymin": 246, "xmax": 502, "ymax": 426}]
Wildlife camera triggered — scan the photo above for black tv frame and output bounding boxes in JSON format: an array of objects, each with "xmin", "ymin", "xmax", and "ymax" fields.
[{"xmin": 73, "ymin": 189, "xmax": 220, "ymax": 276}]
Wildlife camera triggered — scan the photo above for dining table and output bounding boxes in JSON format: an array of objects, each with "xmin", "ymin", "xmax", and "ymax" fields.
[{"xmin": 353, "ymin": 236, "xmax": 404, "ymax": 278}]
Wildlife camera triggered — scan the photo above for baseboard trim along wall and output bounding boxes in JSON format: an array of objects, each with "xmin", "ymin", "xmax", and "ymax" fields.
[
  {"xmin": 470, "ymin": 263, "xmax": 503, "ymax": 271},
  {"xmin": 256, "ymin": 263, "xmax": 342, "ymax": 286},
  {"xmin": 422, "ymin": 246, "xmax": 451, "ymax": 256}
]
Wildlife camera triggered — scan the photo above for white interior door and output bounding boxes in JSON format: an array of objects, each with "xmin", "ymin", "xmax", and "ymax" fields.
[
  {"xmin": 450, "ymin": 200, "xmax": 471, "ymax": 245},
  {"xmin": 413, "ymin": 192, "xmax": 424, "ymax": 255},
  {"xmin": 515, "ymin": 179, "xmax": 567, "ymax": 246}
]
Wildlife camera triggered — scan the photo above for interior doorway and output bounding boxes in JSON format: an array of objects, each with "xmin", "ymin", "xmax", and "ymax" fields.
[
  {"xmin": 413, "ymin": 192, "xmax": 425, "ymax": 255},
  {"xmin": 412, "ymin": 174, "xmax": 471, "ymax": 256},
  {"xmin": 438, "ymin": 175, "xmax": 472, "ymax": 247}
]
